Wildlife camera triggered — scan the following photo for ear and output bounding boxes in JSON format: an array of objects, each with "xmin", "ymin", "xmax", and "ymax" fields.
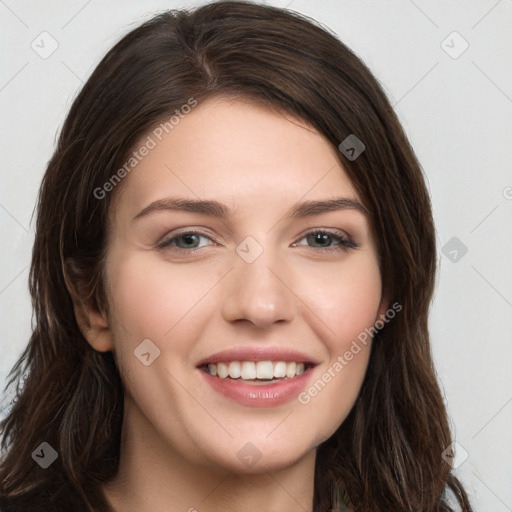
[
  {"xmin": 376, "ymin": 291, "xmax": 390, "ymax": 321},
  {"xmin": 63, "ymin": 258, "xmax": 113, "ymax": 352}
]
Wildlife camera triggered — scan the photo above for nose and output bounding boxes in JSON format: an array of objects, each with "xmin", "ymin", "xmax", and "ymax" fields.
[{"xmin": 221, "ymin": 249, "xmax": 295, "ymax": 329}]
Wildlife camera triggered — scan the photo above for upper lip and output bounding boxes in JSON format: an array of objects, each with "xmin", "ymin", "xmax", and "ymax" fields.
[{"xmin": 196, "ymin": 346, "xmax": 320, "ymax": 367}]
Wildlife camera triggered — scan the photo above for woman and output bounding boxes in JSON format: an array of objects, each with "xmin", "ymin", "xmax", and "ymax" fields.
[{"xmin": 0, "ymin": 1, "xmax": 473, "ymax": 511}]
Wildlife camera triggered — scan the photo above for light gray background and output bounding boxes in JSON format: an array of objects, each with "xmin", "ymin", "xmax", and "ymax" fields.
[{"xmin": 1, "ymin": 1, "xmax": 511, "ymax": 510}]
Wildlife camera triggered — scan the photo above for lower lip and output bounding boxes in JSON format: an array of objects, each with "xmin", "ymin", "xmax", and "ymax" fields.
[{"xmin": 199, "ymin": 368, "xmax": 314, "ymax": 408}]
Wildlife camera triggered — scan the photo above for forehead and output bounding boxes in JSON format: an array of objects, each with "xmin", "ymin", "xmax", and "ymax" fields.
[{"xmin": 112, "ymin": 97, "xmax": 362, "ymax": 222}]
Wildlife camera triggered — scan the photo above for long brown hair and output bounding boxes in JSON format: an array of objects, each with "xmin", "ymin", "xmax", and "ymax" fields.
[{"xmin": 0, "ymin": 2, "xmax": 473, "ymax": 511}]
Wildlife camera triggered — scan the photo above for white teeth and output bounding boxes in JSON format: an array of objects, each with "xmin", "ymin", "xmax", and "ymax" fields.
[
  {"xmin": 256, "ymin": 361, "xmax": 273, "ymax": 379},
  {"xmin": 204, "ymin": 360, "xmax": 309, "ymax": 380},
  {"xmin": 217, "ymin": 362, "xmax": 229, "ymax": 379},
  {"xmin": 274, "ymin": 361, "xmax": 287, "ymax": 378},
  {"xmin": 228, "ymin": 361, "xmax": 241, "ymax": 379},
  {"xmin": 286, "ymin": 361, "xmax": 297, "ymax": 378},
  {"xmin": 241, "ymin": 361, "xmax": 257, "ymax": 379}
]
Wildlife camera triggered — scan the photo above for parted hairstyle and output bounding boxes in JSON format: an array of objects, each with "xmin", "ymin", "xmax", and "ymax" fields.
[{"xmin": 0, "ymin": 2, "xmax": 473, "ymax": 511}]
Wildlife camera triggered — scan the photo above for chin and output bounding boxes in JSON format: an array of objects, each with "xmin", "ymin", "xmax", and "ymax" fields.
[{"xmin": 196, "ymin": 431, "xmax": 319, "ymax": 475}]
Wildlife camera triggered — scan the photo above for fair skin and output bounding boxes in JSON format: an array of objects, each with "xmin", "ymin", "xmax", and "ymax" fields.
[{"xmin": 72, "ymin": 97, "xmax": 387, "ymax": 512}]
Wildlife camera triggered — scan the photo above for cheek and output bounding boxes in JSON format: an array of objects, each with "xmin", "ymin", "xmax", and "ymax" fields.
[
  {"xmin": 104, "ymin": 252, "xmax": 220, "ymax": 437},
  {"xmin": 104, "ymin": 251, "xmax": 228, "ymax": 398},
  {"xmin": 297, "ymin": 252, "xmax": 383, "ymax": 346},
  {"xmin": 293, "ymin": 254, "xmax": 381, "ymax": 440},
  {"xmin": 106, "ymin": 252, "xmax": 217, "ymax": 342}
]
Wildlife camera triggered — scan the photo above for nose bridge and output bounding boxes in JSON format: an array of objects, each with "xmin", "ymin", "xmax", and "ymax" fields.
[{"xmin": 221, "ymin": 239, "xmax": 294, "ymax": 328}]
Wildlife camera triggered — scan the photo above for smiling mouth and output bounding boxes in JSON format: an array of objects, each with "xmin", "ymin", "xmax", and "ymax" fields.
[{"xmin": 201, "ymin": 360, "xmax": 315, "ymax": 384}]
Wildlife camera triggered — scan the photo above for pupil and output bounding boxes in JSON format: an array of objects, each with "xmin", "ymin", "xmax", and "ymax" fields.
[
  {"xmin": 310, "ymin": 233, "xmax": 330, "ymax": 247},
  {"xmin": 180, "ymin": 234, "xmax": 198, "ymax": 248}
]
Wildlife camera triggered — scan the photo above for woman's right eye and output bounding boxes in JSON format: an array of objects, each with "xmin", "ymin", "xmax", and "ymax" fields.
[{"xmin": 157, "ymin": 231, "xmax": 215, "ymax": 252}]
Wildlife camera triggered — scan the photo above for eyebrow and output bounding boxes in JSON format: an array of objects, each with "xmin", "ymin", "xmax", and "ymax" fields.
[{"xmin": 132, "ymin": 196, "xmax": 368, "ymax": 222}]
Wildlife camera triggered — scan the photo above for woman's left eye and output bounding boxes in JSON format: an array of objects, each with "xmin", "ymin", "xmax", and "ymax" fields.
[{"xmin": 293, "ymin": 230, "xmax": 359, "ymax": 251}]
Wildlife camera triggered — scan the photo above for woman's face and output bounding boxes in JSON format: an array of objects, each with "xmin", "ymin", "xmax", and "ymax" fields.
[{"xmin": 101, "ymin": 96, "xmax": 387, "ymax": 473}]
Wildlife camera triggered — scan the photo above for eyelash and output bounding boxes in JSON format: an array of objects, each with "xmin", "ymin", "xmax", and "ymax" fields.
[{"xmin": 157, "ymin": 229, "xmax": 360, "ymax": 253}]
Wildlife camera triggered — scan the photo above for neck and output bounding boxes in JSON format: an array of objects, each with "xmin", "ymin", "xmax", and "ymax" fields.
[{"xmin": 102, "ymin": 397, "xmax": 316, "ymax": 512}]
